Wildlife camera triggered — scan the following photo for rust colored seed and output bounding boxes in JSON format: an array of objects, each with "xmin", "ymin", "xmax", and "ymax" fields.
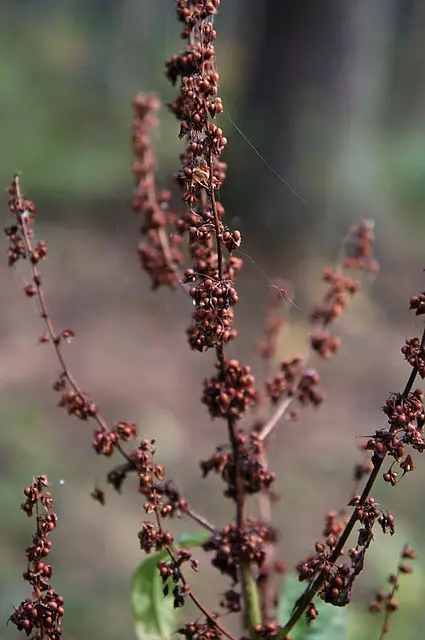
[{"xmin": 399, "ymin": 563, "xmax": 413, "ymax": 574}]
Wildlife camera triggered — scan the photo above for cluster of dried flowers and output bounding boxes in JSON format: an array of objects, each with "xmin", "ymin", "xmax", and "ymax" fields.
[
  {"xmin": 201, "ymin": 431, "xmax": 275, "ymax": 497},
  {"xmin": 9, "ymin": 476, "xmax": 64, "ymax": 639},
  {"xmin": 297, "ymin": 498, "xmax": 395, "ymax": 609},
  {"xmin": 166, "ymin": 1, "xmax": 243, "ymax": 354},
  {"xmin": 131, "ymin": 93, "xmax": 184, "ymax": 289}
]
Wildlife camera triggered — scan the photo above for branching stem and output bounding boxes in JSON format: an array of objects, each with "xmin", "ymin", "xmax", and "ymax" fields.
[{"xmin": 280, "ymin": 327, "xmax": 425, "ymax": 637}]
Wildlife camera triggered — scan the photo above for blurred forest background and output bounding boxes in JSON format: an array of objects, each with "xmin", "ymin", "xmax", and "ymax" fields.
[{"xmin": 2, "ymin": 1, "xmax": 425, "ymax": 639}]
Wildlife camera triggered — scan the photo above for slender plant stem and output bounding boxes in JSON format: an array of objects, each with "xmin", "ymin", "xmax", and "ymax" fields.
[
  {"xmin": 184, "ymin": 508, "xmax": 218, "ymax": 534},
  {"xmin": 210, "ymin": 168, "xmax": 261, "ymax": 637},
  {"xmin": 258, "ymin": 397, "xmax": 293, "ymax": 442},
  {"xmin": 378, "ymin": 564, "xmax": 401, "ymax": 640},
  {"xmin": 14, "ymin": 176, "xmax": 109, "ymax": 434}
]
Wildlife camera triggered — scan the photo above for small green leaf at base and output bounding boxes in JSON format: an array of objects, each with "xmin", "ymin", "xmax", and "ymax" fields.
[
  {"xmin": 177, "ymin": 531, "xmax": 210, "ymax": 548},
  {"xmin": 131, "ymin": 550, "xmax": 180, "ymax": 640},
  {"xmin": 276, "ymin": 575, "xmax": 347, "ymax": 640}
]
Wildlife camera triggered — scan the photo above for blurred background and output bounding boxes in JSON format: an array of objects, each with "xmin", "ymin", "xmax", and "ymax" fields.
[{"xmin": 1, "ymin": 1, "xmax": 425, "ymax": 638}]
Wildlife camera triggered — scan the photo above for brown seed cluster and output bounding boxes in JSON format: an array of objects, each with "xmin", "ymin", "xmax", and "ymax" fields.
[
  {"xmin": 297, "ymin": 500, "xmax": 394, "ymax": 608},
  {"xmin": 266, "ymin": 357, "xmax": 300, "ymax": 403},
  {"xmin": 360, "ymin": 296, "xmax": 425, "ymax": 490},
  {"xmin": 10, "ymin": 476, "xmax": 64, "ymax": 639},
  {"xmin": 105, "ymin": 448, "xmax": 191, "ymax": 521},
  {"xmin": 203, "ymin": 520, "xmax": 276, "ymax": 584},
  {"xmin": 5, "ymin": 178, "xmax": 42, "ymax": 267},
  {"xmin": 142, "ymin": 479, "xmax": 191, "ymax": 520},
  {"xmin": 298, "ymin": 549, "xmax": 353, "ymax": 607},
  {"xmin": 159, "ymin": 549, "xmax": 198, "ymax": 608},
  {"xmin": 186, "ymin": 208, "xmax": 241, "ymax": 254},
  {"xmin": 132, "ymin": 440, "xmax": 168, "ymax": 509},
  {"xmin": 200, "ymin": 431, "xmax": 275, "ymax": 497},
  {"xmin": 401, "ymin": 337, "xmax": 425, "ymax": 378},
  {"xmin": 166, "ymin": 0, "xmax": 243, "ymax": 352},
  {"xmin": 56, "ymin": 386, "xmax": 98, "ymax": 421},
  {"xmin": 92, "ymin": 421, "xmax": 138, "ymax": 456},
  {"xmin": 179, "ymin": 616, "xmax": 223, "ymax": 640},
  {"xmin": 297, "ymin": 510, "xmax": 347, "ymax": 580},
  {"xmin": 202, "ymin": 359, "xmax": 257, "ymax": 419},
  {"xmin": 266, "ymin": 358, "xmax": 323, "ymax": 408},
  {"xmin": 409, "ymin": 291, "xmax": 425, "ymax": 316},
  {"xmin": 185, "ymin": 268, "xmax": 240, "ymax": 351},
  {"xmin": 153, "ymin": 481, "xmax": 191, "ymax": 517},
  {"xmin": 310, "ymin": 330, "xmax": 341, "ymax": 359},
  {"xmin": 311, "ymin": 268, "xmax": 360, "ymax": 326},
  {"xmin": 382, "ymin": 389, "xmax": 425, "ymax": 439},
  {"xmin": 350, "ymin": 496, "xmax": 395, "ymax": 538},
  {"xmin": 309, "ymin": 219, "xmax": 379, "ymax": 359},
  {"xmin": 342, "ymin": 219, "xmax": 380, "ymax": 273},
  {"xmin": 364, "ymin": 388, "xmax": 425, "ymax": 485},
  {"xmin": 254, "ymin": 621, "xmax": 284, "ymax": 639},
  {"xmin": 138, "ymin": 521, "xmax": 174, "ymax": 554},
  {"xmin": 131, "ymin": 93, "xmax": 184, "ymax": 289}
]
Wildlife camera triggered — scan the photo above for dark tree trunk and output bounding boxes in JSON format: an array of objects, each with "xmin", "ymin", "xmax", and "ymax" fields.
[{"xmin": 223, "ymin": 0, "xmax": 352, "ymax": 262}]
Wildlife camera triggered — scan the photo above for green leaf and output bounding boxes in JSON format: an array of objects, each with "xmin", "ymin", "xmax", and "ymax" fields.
[
  {"xmin": 131, "ymin": 551, "xmax": 180, "ymax": 640},
  {"xmin": 276, "ymin": 575, "xmax": 347, "ymax": 640},
  {"xmin": 177, "ymin": 531, "xmax": 210, "ymax": 548}
]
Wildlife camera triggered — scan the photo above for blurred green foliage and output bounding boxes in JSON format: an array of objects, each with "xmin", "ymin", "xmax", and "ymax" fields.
[
  {"xmin": 0, "ymin": 1, "xmax": 183, "ymax": 199},
  {"xmin": 131, "ymin": 550, "xmax": 179, "ymax": 640}
]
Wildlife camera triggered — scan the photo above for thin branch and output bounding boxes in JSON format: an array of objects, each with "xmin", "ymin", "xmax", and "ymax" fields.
[
  {"xmin": 279, "ymin": 326, "xmax": 425, "ymax": 637},
  {"xmin": 378, "ymin": 571, "xmax": 400, "ymax": 640},
  {"xmin": 209, "ymin": 163, "xmax": 261, "ymax": 636},
  {"xmin": 13, "ymin": 176, "xmax": 109, "ymax": 437},
  {"xmin": 258, "ymin": 397, "xmax": 293, "ymax": 442},
  {"xmin": 10, "ymin": 175, "xmax": 224, "ymax": 636},
  {"xmin": 210, "ymin": 178, "xmax": 245, "ymax": 529},
  {"xmin": 185, "ymin": 508, "xmax": 217, "ymax": 534},
  {"xmin": 11, "ymin": 175, "xmax": 216, "ymax": 529}
]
